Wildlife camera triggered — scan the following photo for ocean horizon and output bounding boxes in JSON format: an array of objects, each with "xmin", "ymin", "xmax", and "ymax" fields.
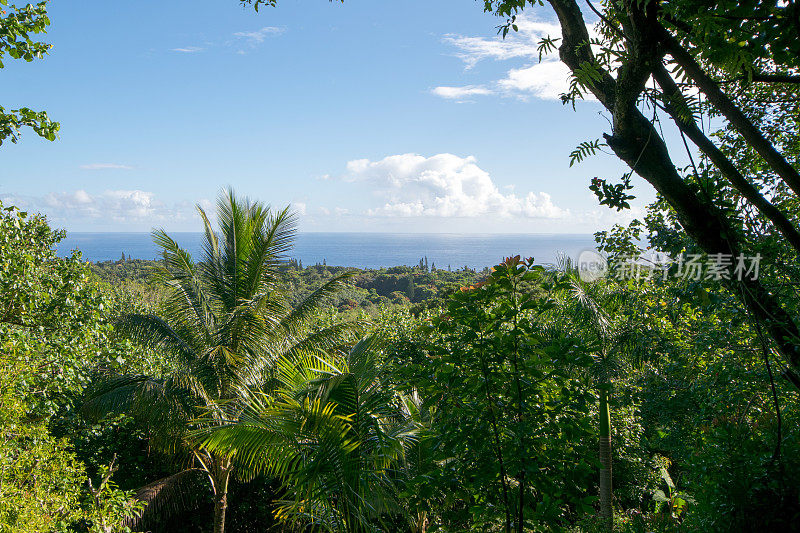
[{"xmin": 57, "ymin": 232, "xmax": 598, "ymax": 270}]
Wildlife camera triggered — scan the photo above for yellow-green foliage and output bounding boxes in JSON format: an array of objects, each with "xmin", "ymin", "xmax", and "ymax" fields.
[{"xmin": 0, "ymin": 351, "xmax": 85, "ymax": 532}]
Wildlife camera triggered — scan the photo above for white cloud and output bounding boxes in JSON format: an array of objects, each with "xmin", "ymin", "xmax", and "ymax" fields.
[
  {"xmin": 441, "ymin": 18, "xmax": 558, "ymax": 69},
  {"xmin": 435, "ymin": 15, "xmax": 598, "ymax": 102},
  {"xmin": 497, "ymin": 61, "xmax": 573, "ymax": 101},
  {"xmin": 345, "ymin": 153, "xmax": 567, "ymax": 219},
  {"xmin": 234, "ymin": 26, "xmax": 285, "ymax": 44},
  {"xmin": 293, "ymin": 202, "xmax": 307, "ymax": 215},
  {"xmin": 38, "ymin": 190, "xmax": 155, "ymax": 220},
  {"xmin": 170, "ymin": 27, "xmax": 284, "ymax": 55},
  {"xmin": 3, "ymin": 190, "xmax": 204, "ymax": 226},
  {"xmin": 171, "ymin": 46, "xmax": 204, "ymax": 53},
  {"xmin": 72, "ymin": 190, "xmax": 92, "ymax": 204},
  {"xmin": 430, "ymin": 85, "xmax": 494, "ymax": 100},
  {"xmin": 79, "ymin": 163, "xmax": 133, "ymax": 170}
]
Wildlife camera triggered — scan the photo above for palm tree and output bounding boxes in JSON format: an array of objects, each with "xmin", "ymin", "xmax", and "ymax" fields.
[
  {"xmin": 84, "ymin": 188, "xmax": 357, "ymax": 533},
  {"xmin": 198, "ymin": 334, "xmax": 416, "ymax": 532},
  {"xmin": 396, "ymin": 389, "xmax": 437, "ymax": 533},
  {"xmin": 557, "ymin": 263, "xmax": 643, "ymax": 530}
]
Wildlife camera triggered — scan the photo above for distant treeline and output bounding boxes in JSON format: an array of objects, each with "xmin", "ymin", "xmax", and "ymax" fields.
[{"xmin": 90, "ymin": 257, "xmax": 485, "ymax": 313}]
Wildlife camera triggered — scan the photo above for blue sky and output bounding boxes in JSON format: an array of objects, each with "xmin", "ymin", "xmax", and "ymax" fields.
[{"xmin": 1, "ymin": 0, "xmax": 658, "ymax": 233}]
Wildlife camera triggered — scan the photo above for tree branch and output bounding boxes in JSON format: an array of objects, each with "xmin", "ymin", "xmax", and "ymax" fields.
[
  {"xmin": 749, "ymin": 72, "xmax": 800, "ymax": 84},
  {"xmin": 548, "ymin": 0, "xmax": 800, "ymax": 383},
  {"xmin": 653, "ymin": 63, "xmax": 800, "ymax": 255},
  {"xmin": 658, "ymin": 26, "xmax": 800, "ymax": 196}
]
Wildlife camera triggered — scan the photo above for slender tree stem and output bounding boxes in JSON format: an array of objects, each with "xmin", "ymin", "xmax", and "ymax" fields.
[
  {"xmin": 509, "ymin": 275, "xmax": 526, "ymax": 533},
  {"xmin": 598, "ymin": 386, "xmax": 613, "ymax": 529},
  {"xmin": 476, "ymin": 314, "xmax": 512, "ymax": 533},
  {"xmin": 212, "ymin": 459, "xmax": 232, "ymax": 533}
]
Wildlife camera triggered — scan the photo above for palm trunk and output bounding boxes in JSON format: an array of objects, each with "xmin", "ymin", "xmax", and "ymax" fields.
[
  {"xmin": 212, "ymin": 462, "xmax": 232, "ymax": 533},
  {"xmin": 598, "ymin": 388, "xmax": 612, "ymax": 529}
]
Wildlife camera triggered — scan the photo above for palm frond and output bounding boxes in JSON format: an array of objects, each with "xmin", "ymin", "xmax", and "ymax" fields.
[
  {"xmin": 125, "ymin": 468, "xmax": 209, "ymax": 531},
  {"xmin": 281, "ymin": 321, "xmax": 365, "ymax": 360},
  {"xmin": 116, "ymin": 313, "xmax": 197, "ymax": 362},
  {"xmin": 197, "ymin": 203, "xmax": 228, "ymax": 311},
  {"xmin": 151, "ymin": 229, "xmax": 216, "ymax": 345},
  {"xmin": 566, "ymin": 273, "xmax": 611, "ymax": 340},
  {"xmin": 281, "ymin": 271, "xmax": 357, "ymax": 335},
  {"xmin": 196, "ymin": 334, "xmax": 410, "ymax": 531},
  {"xmin": 242, "ymin": 204, "xmax": 297, "ymax": 300},
  {"xmin": 82, "ymin": 374, "xmax": 193, "ymax": 452}
]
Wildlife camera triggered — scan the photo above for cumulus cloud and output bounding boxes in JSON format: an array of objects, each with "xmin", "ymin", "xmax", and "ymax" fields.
[
  {"xmin": 79, "ymin": 163, "xmax": 134, "ymax": 170},
  {"xmin": 2, "ymin": 189, "xmax": 207, "ymax": 226},
  {"xmin": 345, "ymin": 153, "xmax": 567, "ymax": 219},
  {"xmin": 497, "ymin": 61, "xmax": 573, "ymax": 101},
  {"xmin": 433, "ymin": 15, "xmax": 597, "ymax": 102},
  {"xmin": 39, "ymin": 190, "xmax": 156, "ymax": 220},
  {"xmin": 234, "ymin": 26, "xmax": 285, "ymax": 44}
]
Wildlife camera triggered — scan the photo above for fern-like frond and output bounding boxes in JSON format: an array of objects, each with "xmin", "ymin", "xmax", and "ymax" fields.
[
  {"xmin": 280, "ymin": 271, "xmax": 357, "ymax": 335},
  {"xmin": 126, "ymin": 468, "xmax": 209, "ymax": 531},
  {"xmin": 82, "ymin": 374, "xmax": 194, "ymax": 452},
  {"xmin": 242, "ymin": 204, "xmax": 297, "ymax": 300},
  {"xmin": 569, "ymin": 138, "xmax": 605, "ymax": 167},
  {"xmin": 116, "ymin": 313, "xmax": 197, "ymax": 363}
]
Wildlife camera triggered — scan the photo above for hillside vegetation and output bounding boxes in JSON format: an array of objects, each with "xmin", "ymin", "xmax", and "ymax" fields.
[{"xmin": 5, "ymin": 0, "xmax": 800, "ymax": 531}]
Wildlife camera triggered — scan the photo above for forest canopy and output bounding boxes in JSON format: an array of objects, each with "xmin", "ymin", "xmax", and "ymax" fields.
[{"xmin": 2, "ymin": 0, "xmax": 800, "ymax": 532}]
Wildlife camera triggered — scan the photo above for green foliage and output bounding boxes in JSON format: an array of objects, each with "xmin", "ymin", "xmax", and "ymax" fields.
[
  {"xmin": 0, "ymin": 1, "xmax": 59, "ymax": 145},
  {"xmin": 594, "ymin": 220, "xmax": 644, "ymax": 264},
  {"xmin": 0, "ymin": 202, "xmax": 115, "ymax": 418},
  {"xmin": 407, "ymin": 257, "xmax": 596, "ymax": 531},
  {"xmin": 589, "ymin": 175, "xmax": 636, "ymax": 212},
  {"xmin": 93, "ymin": 258, "xmax": 484, "ymax": 318},
  {"xmin": 8, "ymin": 1, "xmax": 800, "ymax": 530},
  {"xmin": 84, "ymin": 189, "xmax": 362, "ymax": 532},
  {"xmin": 200, "ymin": 335, "xmax": 412, "ymax": 531},
  {"xmin": 82, "ymin": 457, "xmax": 147, "ymax": 533},
  {"xmin": 0, "ymin": 202, "xmax": 151, "ymax": 532},
  {"xmin": 651, "ymin": 460, "xmax": 692, "ymax": 522},
  {"xmin": 0, "ymin": 104, "xmax": 59, "ymax": 144},
  {"xmin": 0, "ymin": 351, "xmax": 85, "ymax": 532},
  {"xmin": 6, "ymin": 187, "xmax": 800, "ymax": 531},
  {"xmin": 569, "ymin": 139, "xmax": 605, "ymax": 167}
]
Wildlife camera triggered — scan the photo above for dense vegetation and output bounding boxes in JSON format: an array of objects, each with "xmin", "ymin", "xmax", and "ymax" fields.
[
  {"xmin": 89, "ymin": 258, "xmax": 484, "ymax": 315},
  {"xmin": 5, "ymin": 188, "xmax": 800, "ymax": 531},
  {"xmin": 4, "ymin": 0, "xmax": 800, "ymax": 531}
]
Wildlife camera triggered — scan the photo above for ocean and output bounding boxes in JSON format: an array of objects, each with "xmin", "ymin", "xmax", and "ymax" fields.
[{"xmin": 57, "ymin": 232, "xmax": 598, "ymax": 270}]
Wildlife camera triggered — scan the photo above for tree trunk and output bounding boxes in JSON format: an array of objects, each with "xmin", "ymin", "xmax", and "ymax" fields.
[
  {"xmin": 212, "ymin": 464, "xmax": 232, "ymax": 533},
  {"xmin": 658, "ymin": 27, "xmax": 800, "ymax": 197},
  {"xmin": 652, "ymin": 63, "xmax": 800, "ymax": 256},
  {"xmin": 548, "ymin": 0, "xmax": 800, "ymax": 391},
  {"xmin": 598, "ymin": 388, "xmax": 613, "ymax": 529}
]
